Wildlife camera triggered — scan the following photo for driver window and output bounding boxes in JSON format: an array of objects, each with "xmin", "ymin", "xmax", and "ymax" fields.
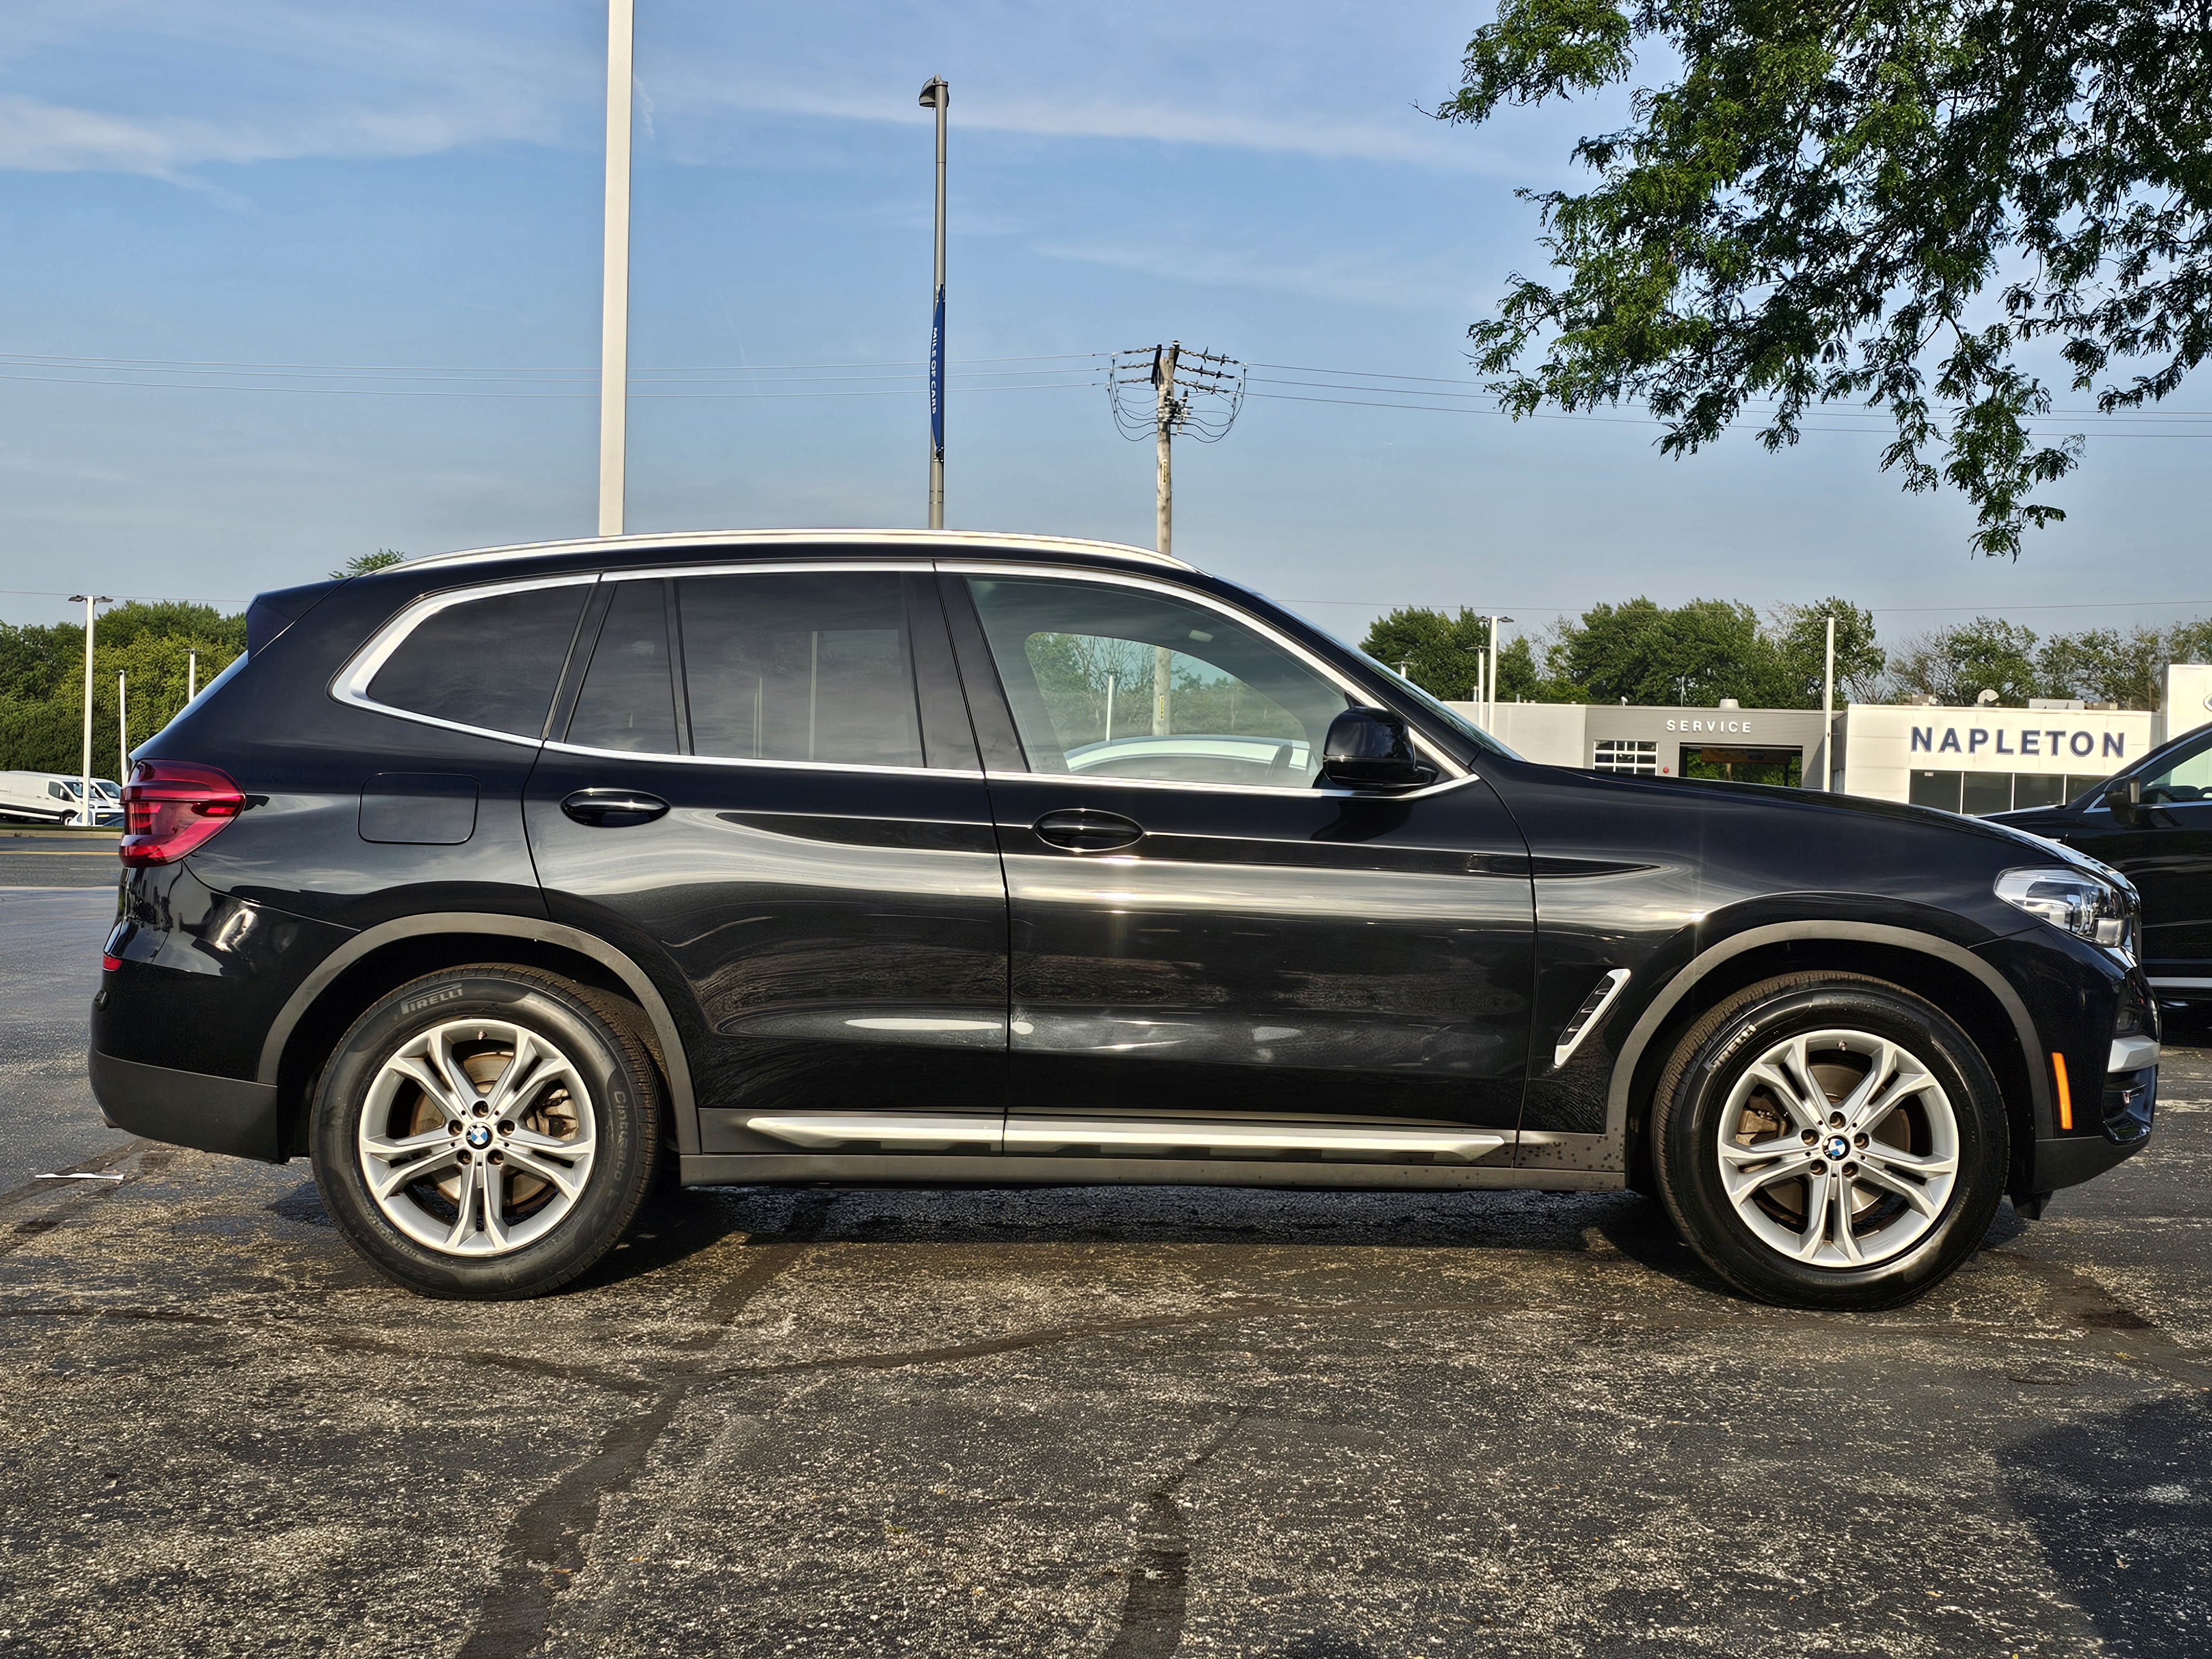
[
  {"xmin": 964, "ymin": 575, "xmax": 1350, "ymax": 786},
  {"xmin": 2140, "ymin": 729, "xmax": 2212, "ymax": 805}
]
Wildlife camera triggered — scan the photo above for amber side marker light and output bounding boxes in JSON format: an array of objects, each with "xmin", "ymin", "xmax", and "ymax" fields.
[{"xmin": 2052, "ymin": 1052, "xmax": 2073, "ymax": 1131}]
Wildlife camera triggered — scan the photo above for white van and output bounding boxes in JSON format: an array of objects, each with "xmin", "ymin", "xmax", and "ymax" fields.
[{"xmin": 0, "ymin": 772, "xmax": 121, "ymax": 827}]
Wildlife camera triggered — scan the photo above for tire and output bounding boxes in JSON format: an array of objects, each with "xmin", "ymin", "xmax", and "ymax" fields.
[
  {"xmin": 1649, "ymin": 972, "xmax": 2007, "ymax": 1311},
  {"xmin": 309, "ymin": 965, "xmax": 662, "ymax": 1299}
]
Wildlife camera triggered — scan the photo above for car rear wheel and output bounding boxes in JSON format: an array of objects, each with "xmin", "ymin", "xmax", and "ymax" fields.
[
  {"xmin": 1650, "ymin": 973, "xmax": 2007, "ymax": 1310},
  {"xmin": 310, "ymin": 966, "xmax": 661, "ymax": 1298}
]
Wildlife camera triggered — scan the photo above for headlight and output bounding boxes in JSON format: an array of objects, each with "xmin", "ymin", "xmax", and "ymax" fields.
[{"xmin": 1995, "ymin": 867, "xmax": 2136, "ymax": 950}]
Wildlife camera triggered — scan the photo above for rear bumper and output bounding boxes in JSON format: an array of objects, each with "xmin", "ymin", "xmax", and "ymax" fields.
[{"xmin": 87, "ymin": 1047, "xmax": 285, "ymax": 1164}]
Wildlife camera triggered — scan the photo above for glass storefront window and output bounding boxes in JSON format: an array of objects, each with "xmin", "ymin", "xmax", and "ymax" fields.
[{"xmin": 1910, "ymin": 770, "xmax": 1963, "ymax": 811}]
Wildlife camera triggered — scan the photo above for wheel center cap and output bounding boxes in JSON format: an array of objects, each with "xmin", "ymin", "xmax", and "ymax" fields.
[
  {"xmin": 466, "ymin": 1125, "xmax": 494, "ymax": 1150},
  {"xmin": 1822, "ymin": 1134, "xmax": 1850, "ymax": 1161}
]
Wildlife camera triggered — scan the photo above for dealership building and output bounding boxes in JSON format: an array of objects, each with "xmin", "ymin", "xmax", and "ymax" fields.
[{"xmin": 1452, "ymin": 664, "xmax": 2212, "ymax": 814}]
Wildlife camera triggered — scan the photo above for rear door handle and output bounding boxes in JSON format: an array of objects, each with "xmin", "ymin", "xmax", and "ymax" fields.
[
  {"xmin": 1032, "ymin": 808, "xmax": 1145, "ymax": 852},
  {"xmin": 561, "ymin": 789, "xmax": 669, "ymax": 828}
]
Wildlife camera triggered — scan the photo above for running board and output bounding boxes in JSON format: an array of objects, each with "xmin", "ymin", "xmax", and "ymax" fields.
[{"xmin": 744, "ymin": 1112, "xmax": 1504, "ymax": 1163}]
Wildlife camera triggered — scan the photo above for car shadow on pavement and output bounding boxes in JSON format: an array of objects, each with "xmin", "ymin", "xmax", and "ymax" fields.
[{"xmin": 1997, "ymin": 1390, "xmax": 2212, "ymax": 1656}]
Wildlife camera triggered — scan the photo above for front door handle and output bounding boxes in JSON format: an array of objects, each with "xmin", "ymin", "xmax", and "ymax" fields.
[
  {"xmin": 561, "ymin": 789, "xmax": 669, "ymax": 828},
  {"xmin": 1033, "ymin": 808, "xmax": 1145, "ymax": 852}
]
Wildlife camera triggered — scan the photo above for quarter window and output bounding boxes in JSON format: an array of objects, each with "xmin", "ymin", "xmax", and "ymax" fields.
[
  {"xmin": 366, "ymin": 585, "xmax": 588, "ymax": 738},
  {"xmin": 963, "ymin": 575, "xmax": 1349, "ymax": 787},
  {"xmin": 677, "ymin": 573, "xmax": 923, "ymax": 768}
]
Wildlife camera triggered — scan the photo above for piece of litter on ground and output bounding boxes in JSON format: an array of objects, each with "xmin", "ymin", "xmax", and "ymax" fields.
[{"xmin": 35, "ymin": 1172, "xmax": 124, "ymax": 1181}]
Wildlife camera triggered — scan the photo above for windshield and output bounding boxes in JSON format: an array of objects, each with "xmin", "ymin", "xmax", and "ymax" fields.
[{"xmin": 1348, "ymin": 648, "xmax": 1524, "ymax": 761}]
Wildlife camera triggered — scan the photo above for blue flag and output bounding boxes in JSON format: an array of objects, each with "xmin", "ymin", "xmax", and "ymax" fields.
[{"xmin": 929, "ymin": 286, "xmax": 945, "ymax": 459}]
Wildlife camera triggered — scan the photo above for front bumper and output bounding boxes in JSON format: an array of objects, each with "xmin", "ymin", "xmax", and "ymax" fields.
[{"xmin": 88, "ymin": 1046, "xmax": 285, "ymax": 1164}]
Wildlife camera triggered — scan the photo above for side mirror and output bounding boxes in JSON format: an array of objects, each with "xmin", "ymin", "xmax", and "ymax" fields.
[
  {"xmin": 1321, "ymin": 707, "xmax": 1427, "ymax": 789},
  {"xmin": 2103, "ymin": 777, "xmax": 2143, "ymax": 823}
]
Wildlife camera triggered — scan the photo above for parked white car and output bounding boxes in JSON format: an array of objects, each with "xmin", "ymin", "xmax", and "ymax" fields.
[{"xmin": 0, "ymin": 771, "xmax": 121, "ymax": 827}]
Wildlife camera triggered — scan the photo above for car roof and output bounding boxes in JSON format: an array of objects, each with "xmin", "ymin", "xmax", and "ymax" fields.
[{"xmin": 404, "ymin": 528, "xmax": 1194, "ymax": 576}]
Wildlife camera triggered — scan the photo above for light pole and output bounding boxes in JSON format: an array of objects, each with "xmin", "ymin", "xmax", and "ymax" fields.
[
  {"xmin": 919, "ymin": 77, "xmax": 948, "ymax": 529},
  {"xmin": 1820, "ymin": 613, "xmax": 1837, "ymax": 791},
  {"xmin": 65, "ymin": 594, "xmax": 108, "ymax": 827},
  {"xmin": 1486, "ymin": 616, "xmax": 1513, "ymax": 731},
  {"xmin": 598, "ymin": 0, "xmax": 635, "ymax": 538}
]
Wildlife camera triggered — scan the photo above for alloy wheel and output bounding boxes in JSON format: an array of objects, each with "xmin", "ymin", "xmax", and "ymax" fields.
[
  {"xmin": 354, "ymin": 1018, "xmax": 597, "ymax": 1258},
  {"xmin": 1714, "ymin": 1027, "xmax": 1961, "ymax": 1269}
]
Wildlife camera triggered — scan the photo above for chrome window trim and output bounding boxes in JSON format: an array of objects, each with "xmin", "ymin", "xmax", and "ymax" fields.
[
  {"xmin": 934, "ymin": 559, "xmax": 1469, "ymax": 785},
  {"xmin": 542, "ymin": 739, "xmax": 979, "ymax": 779},
  {"xmin": 988, "ymin": 766, "xmax": 1483, "ymax": 804},
  {"xmin": 330, "ymin": 572, "xmax": 603, "ymax": 745}
]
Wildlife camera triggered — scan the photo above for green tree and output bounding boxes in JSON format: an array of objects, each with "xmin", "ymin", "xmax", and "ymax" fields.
[
  {"xmin": 1361, "ymin": 607, "xmax": 1494, "ymax": 701},
  {"xmin": 1438, "ymin": 0, "xmax": 2212, "ymax": 557},
  {"xmin": 1546, "ymin": 597, "xmax": 1786, "ymax": 706},
  {"xmin": 2035, "ymin": 626, "xmax": 2167, "ymax": 709},
  {"xmin": 0, "ymin": 601, "xmax": 245, "ymax": 775},
  {"xmin": 330, "ymin": 549, "xmax": 409, "ymax": 581},
  {"xmin": 1769, "ymin": 600, "xmax": 1886, "ymax": 706},
  {"xmin": 1884, "ymin": 618, "xmax": 2041, "ymax": 705}
]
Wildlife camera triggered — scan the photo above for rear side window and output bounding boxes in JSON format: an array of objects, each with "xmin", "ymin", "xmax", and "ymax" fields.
[
  {"xmin": 366, "ymin": 585, "xmax": 588, "ymax": 738},
  {"xmin": 677, "ymin": 573, "xmax": 922, "ymax": 768}
]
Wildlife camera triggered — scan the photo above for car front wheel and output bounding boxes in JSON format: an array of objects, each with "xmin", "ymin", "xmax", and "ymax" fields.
[
  {"xmin": 310, "ymin": 966, "xmax": 661, "ymax": 1298},
  {"xmin": 1650, "ymin": 973, "xmax": 2008, "ymax": 1310}
]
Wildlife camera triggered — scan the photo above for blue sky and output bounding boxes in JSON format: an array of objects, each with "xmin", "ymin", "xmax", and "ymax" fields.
[{"xmin": 1, "ymin": 0, "xmax": 2206, "ymax": 660}]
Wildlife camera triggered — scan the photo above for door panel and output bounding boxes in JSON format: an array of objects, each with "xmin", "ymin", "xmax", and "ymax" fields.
[
  {"xmin": 945, "ymin": 569, "xmax": 1535, "ymax": 1152},
  {"xmin": 526, "ymin": 568, "xmax": 1007, "ymax": 1155},
  {"xmin": 985, "ymin": 775, "xmax": 1535, "ymax": 1133}
]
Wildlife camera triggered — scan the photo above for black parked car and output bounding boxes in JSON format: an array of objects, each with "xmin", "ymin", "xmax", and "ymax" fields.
[
  {"xmin": 91, "ymin": 532, "xmax": 2158, "ymax": 1308},
  {"xmin": 1992, "ymin": 721, "xmax": 2212, "ymax": 1014}
]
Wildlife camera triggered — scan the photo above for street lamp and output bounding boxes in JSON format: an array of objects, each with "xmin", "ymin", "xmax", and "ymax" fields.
[
  {"xmin": 65, "ymin": 594, "xmax": 110, "ymax": 826},
  {"xmin": 918, "ymin": 76, "xmax": 948, "ymax": 529},
  {"xmin": 598, "ymin": 0, "xmax": 635, "ymax": 538}
]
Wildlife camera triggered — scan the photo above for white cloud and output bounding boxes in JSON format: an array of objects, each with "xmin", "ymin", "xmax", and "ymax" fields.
[
  {"xmin": 0, "ymin": 93, "xmax": 556, "ymax": 177},
  {"xmin": 679, "ymin": 82, "xmax": 1501, "ymax": 174},
  {"xmin": 1036, "ymin": 237, "xmax": 1478, "ymax": 311}
]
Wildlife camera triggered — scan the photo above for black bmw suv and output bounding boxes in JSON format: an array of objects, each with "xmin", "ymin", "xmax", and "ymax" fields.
[{"xmin": 91, "ymin": 531, "xmax": 2158, "ymax": 1308}]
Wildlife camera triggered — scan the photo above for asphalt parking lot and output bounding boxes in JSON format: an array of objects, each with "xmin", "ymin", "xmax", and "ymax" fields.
[{"xmin": 2, "ymin": 885, "xmax": 2208, "ymax": 1658}]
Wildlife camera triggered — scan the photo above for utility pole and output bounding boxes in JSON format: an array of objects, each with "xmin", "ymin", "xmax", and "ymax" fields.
[
  {"xmin": 1152, "ymin": 342, "xmax": 1182, "ymax": 555},
  {"xmin": 117, "ymin": 672, "xmax": 127, "ymax": 784},
  {"xmin": 1820, "ymin": 613, "xmax": 1837, "ymax": 791},
  {"xmin": 1108, "ymin": 345, "xmax": 1245, "ymax": 559},
  {"xmin": 1486, "ymin": 616, "xmax": 1512, "ymax": 731},
  {"xmin": 597, "ymin": 0, "xmax": 635, "ymax": 538},
  {"xmin": 65, "ymin": 595, "xmax": 107, "ymax": 826},
  {"xmin": 919, "ymin": 77, "xmax": 948, "ymax": 529},
  {"xmin": 187, "ymin": 650, "xmax": 197, "ymax": 702}
]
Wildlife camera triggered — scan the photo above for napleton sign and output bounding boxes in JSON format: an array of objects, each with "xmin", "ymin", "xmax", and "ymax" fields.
[{"xmin": 1908, "ymin": 722, "xmax": 2129, "ymax": 762}]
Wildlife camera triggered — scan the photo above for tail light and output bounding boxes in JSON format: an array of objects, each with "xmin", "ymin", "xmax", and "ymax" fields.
[{"xmin": 119, "ymin": 761, "xmax": 244, "ymax": 867}]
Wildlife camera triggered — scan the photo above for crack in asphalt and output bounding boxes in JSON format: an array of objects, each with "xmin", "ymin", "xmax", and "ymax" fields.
[
  {"xmin": 450, "ymin": 1191, "xmax": 834, "ymax": 1659},
  {"xmin": 1100, "ymin": 1405, "xmax": 1253, "ymax": 1659}
]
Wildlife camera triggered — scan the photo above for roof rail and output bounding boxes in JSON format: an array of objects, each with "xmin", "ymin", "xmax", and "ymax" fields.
[{"xmin": 403, "ymin": 528, "xmax": 1193, "ymax": 573}]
